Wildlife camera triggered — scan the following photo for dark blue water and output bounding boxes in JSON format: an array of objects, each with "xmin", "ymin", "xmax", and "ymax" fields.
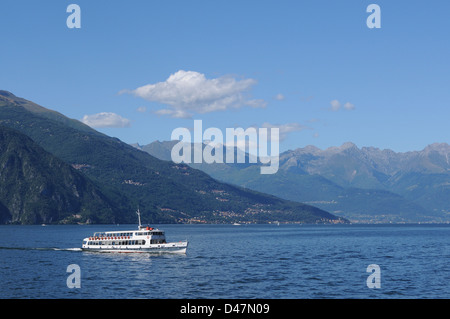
[{"xmin": 1, "ymin": 224, "xmax": 449, "ymax": 299}]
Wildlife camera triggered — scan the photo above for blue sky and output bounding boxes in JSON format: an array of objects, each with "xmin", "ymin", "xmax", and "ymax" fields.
[{"xmin": 0, "ymin": 0, "xmax": 449, "ymax": 153}]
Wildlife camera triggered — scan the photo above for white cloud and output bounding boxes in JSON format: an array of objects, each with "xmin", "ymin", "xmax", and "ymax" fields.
[
  {"xmin": 274, "ymin": 93, "xmax": 285, "ymax": 101},
  {"xmin": 329, "ymin": 99, "xmax": 355, "ymax": 111},
  {"xmin": 343, "ymin": 102, "xmax": 355, "ymax": 110},
  {"xmin": 154, "ymin": 108, "xmax": 191, "ymax": 119},
  {"xmin": 330, "ymin": 99, "xmax": 341, "ymax": 111},
  {"xmin": 261, "ymin": 122, "xmax": 308, "ymax": 141},
  {"xmin": 81, "ymin": 112, "xmax": 131, "ymax": 128},
  {"xmin": 121, "ymin": 70, "xmax": 265, "ymax": 118},
  {"xmin": 136, "ymin": 106, "xmax": 147, "ymax": 113}
]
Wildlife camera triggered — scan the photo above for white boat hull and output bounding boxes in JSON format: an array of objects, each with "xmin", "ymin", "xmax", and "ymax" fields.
[{"xmin": 82, "ymin": 241, "xmax": 188, "ymax": 254}]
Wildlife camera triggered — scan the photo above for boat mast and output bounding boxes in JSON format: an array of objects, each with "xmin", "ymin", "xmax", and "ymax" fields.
[{"xmin": 136, "ymin": 208, "xmax": 142, "ymax": 228}]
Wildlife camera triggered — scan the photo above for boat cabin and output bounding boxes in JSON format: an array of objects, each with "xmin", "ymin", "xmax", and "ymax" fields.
[{"xmin": 83, "ymin": 227, "xmax": 166, "ymax": 246}]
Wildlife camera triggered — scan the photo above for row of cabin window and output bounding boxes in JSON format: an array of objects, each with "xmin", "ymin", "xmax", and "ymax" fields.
[
  {"xmin": 100, "ymin": 232, "xmax": 133, "ymax": 237},
  {"xmin": 88, "ymin": 240, "xmax": 146, "ymax": 246},
  {"xmin": 87, "ymin": 239, "xmax": 166, "ymax": 246},
  {"xmin": 97, "ymin": 231, "xmax": 164, "ymax": 237},
  {"xmin": 135, "ymin": 231, "xmax": 164, "ymax": 236}
]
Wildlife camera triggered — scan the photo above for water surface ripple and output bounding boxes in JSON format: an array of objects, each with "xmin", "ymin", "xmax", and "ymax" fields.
[{"xmin": 1, "ymin": 224, "xmax": 449, "ymax": 298}]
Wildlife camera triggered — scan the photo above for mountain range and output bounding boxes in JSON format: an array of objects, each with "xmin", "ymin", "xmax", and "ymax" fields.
[
  {"xmin": 138, "ymin": 140, "xmax": 450, "ymax": 223},
  {"xmin": 0, "ymin": 125, "xmax": 118, "ymax": 224},
  {"xmin": 0, "ymin": 90, "xmax": 345, "ymax": 225}
]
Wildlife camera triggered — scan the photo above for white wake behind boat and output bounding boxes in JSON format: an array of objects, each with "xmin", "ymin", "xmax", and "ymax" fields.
[{"xmin": 81, "ymin": 209, "xmax": 188, "ymax": 253}]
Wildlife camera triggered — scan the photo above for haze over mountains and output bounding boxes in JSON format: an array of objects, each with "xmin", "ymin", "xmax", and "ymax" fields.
[
  {"xmin": 0, "ymin": 90, "xmax": 344, "ymax": 225},
  {"xmin": 139, "ymin": 140, "xmax": 450, "ymax": 223}
]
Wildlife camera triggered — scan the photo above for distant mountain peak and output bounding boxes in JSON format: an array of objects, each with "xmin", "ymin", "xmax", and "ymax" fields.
[
  {"xmin": 340, "ymin": 142, "xmax": 358, "ymax": 149},
  {"xmin": 0, "ymin": 90, "xmax": 16, "ymax": 98},
  {"xmin": 320, "ymin": 142, "xmax": 359, "ymax": 154},
  {"xmin": 0, "ymin": 91, "xmax": 20, "ymax": 105},
  {"xmin": 0, "ymin": 89, "xmax": 100, "ymax": 135},
  {"xmin": 0, "ymin": 90, "xmax": 47, "ymax": 111},
  {"xmin": 423, "ymin": 142, "xmax": 450, "ymax": 155},
  {"xmin": 130, "ymin": 143, "xmax": 143, "ymax": 150},
  {"xmin": 303, "ymin": 145, "xmax": 321, "ymax": 153}
]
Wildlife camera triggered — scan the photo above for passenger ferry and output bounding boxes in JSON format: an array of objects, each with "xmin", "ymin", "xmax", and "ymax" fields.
[{"xmin": 81, "ymin": 209, "xmax": 188, "ymax": 253}]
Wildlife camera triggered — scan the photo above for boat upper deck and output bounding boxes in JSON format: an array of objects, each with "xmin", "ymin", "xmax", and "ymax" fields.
[{"xmin": 92, "ymin": 228, "xmax": 164, "ymax": 238}]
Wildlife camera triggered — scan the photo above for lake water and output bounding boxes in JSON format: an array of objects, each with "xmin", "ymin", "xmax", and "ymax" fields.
[{"xmin": 0, "ymin": 224, "xmax": 449, "ymax": 299}]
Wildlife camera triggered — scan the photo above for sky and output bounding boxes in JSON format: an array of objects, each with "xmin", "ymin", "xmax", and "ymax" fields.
[{"xmin": 0, "ymin": 0, "xmax": 449, "ymax": 153}]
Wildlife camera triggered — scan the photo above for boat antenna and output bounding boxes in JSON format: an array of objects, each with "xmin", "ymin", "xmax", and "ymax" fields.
[{"xmin": 136, "ymin": 207, "xmax": 142, "ymax": 228}]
